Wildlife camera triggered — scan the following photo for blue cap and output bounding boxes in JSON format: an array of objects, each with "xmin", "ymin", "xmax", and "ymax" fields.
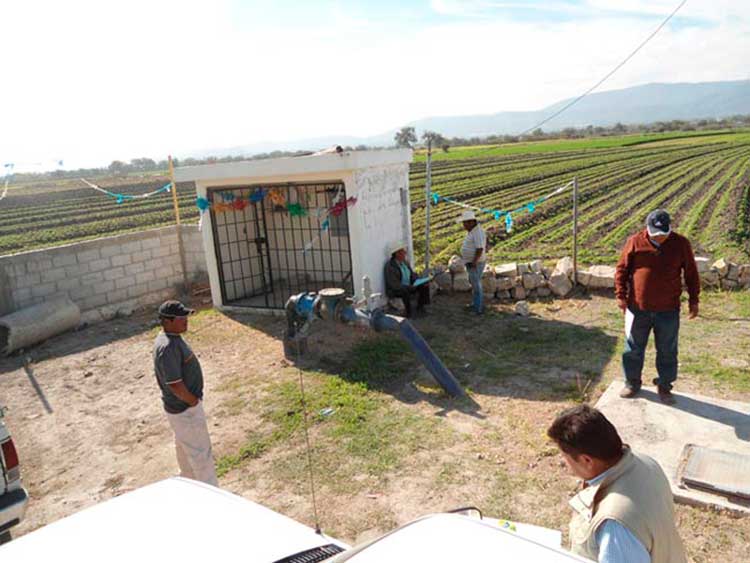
[{"xmin": 646, "ymin": 209, "xmax": 671, "ymax": 237}]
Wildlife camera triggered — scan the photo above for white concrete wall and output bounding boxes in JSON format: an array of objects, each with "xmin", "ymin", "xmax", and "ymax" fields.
[{"xmin": 0, "ymin": 225, "xmax": 208, "ymax": 323}]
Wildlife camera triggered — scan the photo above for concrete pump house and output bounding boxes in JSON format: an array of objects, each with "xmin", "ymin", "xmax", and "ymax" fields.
[{"xmin": 174, "ymin": 149, "xmax": 414, "ymax": 311}]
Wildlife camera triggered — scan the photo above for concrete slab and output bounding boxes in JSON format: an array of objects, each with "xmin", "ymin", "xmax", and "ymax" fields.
[{"xmin": 596, "ymin": 381, "xmax": 750, "ymax": 515}]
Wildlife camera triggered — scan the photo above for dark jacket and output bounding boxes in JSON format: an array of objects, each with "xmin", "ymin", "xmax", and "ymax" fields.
[
  {"xmin": 615, "ymin": 229, "xmax": 700, "ymax": 312},
  {"xmin": 384, "ymin": 257, "xmax": 417, "ymax": 297}
]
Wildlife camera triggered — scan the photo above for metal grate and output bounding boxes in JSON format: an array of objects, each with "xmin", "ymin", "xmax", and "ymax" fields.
[
  {"xmin": 678, "ymin": 444, "xmax": 750, "ymax": 501},
  {"xmin": 273, "ymin": 543, "xmax": 346, "ymax": 563},
  {"xmin": 209, "ymin": 182, "xmax": 354, "ymax": 309}
]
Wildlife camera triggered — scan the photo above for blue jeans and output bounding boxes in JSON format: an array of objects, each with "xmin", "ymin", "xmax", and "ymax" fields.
[
  {"xmin": 467, "ymin": 262, "xmax": 485, "ymax": 313},
  {"xmin": 622, "ymin": 307, "xmax": 680, "ymax": 391}
]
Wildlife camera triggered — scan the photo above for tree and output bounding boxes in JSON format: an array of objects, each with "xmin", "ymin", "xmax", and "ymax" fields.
[
  {"xmin": 394, "ymin": 126, "xmax": 417, "ymax": 148},
  {"xmin": 108, "ymin": 160, "xmax": 126, "ymax": 176},
  {"xmin": 421, "ymin": 130, "xmax": 446, "ymax": 149}
]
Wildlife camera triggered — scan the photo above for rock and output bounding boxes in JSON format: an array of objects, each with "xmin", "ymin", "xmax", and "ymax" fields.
[
  {"xmin": 526, "ymin": 289, "xmax": 537, "ymax": 298},
  {"xmin": 80, "ymin": 309, "xmax": 103, "ymax": 325},
  {"xmin": 512, "ymin": 286, "xmax": 527, "ymax": 301},
  {"xmin": 434, "ymin": 271, "xmax": 452, "ymax": 291},
  {"xmin": 496, "ymin": 277, "xmax": 515, "ymax": 291},
  {"xmin": 481, "ymin": 271, "xmax": 497, "ymax": 294},
  {"xmin": 585, "ymin": 265, "xmax": 616, "ymax": 289},
  {"xmin": 712, "ymin": 258, "xmax": 729, "ymax": 277},
  {"xmin": 514, "ymin": 276, "xmax": 524, "ymax": 288},
  {"xmin": 700, "ymin": 270, "xmax": 720, "ymax": 287},
  {"xmin": 449, "ymin": 255, "xmax": 466, "ymax": 274},
  {"xmin": 726, "ymin": 262, "xmax": 740, "ymax": 281},
  {"xmin": 543, "ymin": 267, "xmax": 553, "ymax": 279},
  {"xmin": 514, "ymin": 301, "xmax": 530, "ymax": 316},
  {"xmin": 495, "ymin": 263, "xmax": 518, "ymax": 278},
  {"xmin": 738, "ymin": 265, "xmax": 750, "ymax": 286},
  {"xmin": 721, "ymin": 278, "xmax": 739, "ymax": 290},
  {"xmin": 554, "ymin": 256, "xmax": 574, "ymax": 279},
  {"xmin": 576, "ymin": 271, "xmax": 591, "ymax": 287},
  {"xmin": 453, "ymin": 271, "xmax": 472, "ymax": 292},
  {"xmin": 548, "ymin": 272, "xmax": 573, "ymax": 297},
  {"xmin": 522, "ymin": 273, "xmax": 544, "ymax": 290},
  {"xmin": 497, "ymin": 290, "xmax": 511, "ymax": 301},
  {"xmin": 517, "ymin": 263, "xmax": 530, "ymax": 275},
  {"xmin": 529, "ymin": 260, "xmax": 544, "ymax": 274},
  {"xmin": 694, "ymin": 257, "xmax": 711, "ymax": 274},
  {"xmin": 537, "ymin": 287, "xmax": 552, "ymax": 297}
]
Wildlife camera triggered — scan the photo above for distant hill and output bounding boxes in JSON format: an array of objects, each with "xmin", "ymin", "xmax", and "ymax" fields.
[{"xmin": 188, "ymin": 80, "xmax": 750, "ymax": 158}]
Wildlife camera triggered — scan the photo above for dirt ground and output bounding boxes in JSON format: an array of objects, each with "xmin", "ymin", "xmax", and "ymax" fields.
[{"xmin": 2, "ymin": 290, "xmax": 749, "ymax": 560}]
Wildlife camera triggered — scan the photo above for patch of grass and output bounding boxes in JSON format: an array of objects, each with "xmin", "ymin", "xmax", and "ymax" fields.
[
  {"xmin": 216, "ymin": 432, "xmax": 270, "ymax": 477},
  {"xmin": 681, "ymin": 353, "xmax": 750, "ymax": 393},
  {"xmin": 336, "ymin": 335, "xmax": 412, "ymax": 387}
]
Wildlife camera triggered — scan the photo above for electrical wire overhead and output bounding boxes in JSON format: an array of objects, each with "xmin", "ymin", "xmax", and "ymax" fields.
[{"xmin": 518, "ymin": 0, "xmax": 688, "ymax": 137}]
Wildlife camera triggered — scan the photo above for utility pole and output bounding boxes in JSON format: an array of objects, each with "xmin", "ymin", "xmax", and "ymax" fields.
[
  {"xmin": 424, "ymin": 138, "xmax": 433, "ymax": 272},
  {"xmin": 169, "ymin": 155, "xmax": 190, "ymax": 295},
  {"xmin": 572, "ymin": 176, "xmax": 579, "ymax": 286}
]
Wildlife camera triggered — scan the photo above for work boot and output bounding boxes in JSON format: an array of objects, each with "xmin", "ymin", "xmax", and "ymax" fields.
[
  {"xmin": 653, "ymin": 379, "xmax": 676, "ymax": 405},
  {"xmin": 619, "ymin": 386, "xmax": 640, "ymax": 399}
]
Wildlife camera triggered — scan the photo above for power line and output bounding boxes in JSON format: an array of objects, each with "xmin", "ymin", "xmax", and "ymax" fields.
[{"xmin": 518, "ymin": 0, "xmax": 688, "ymax": 137}]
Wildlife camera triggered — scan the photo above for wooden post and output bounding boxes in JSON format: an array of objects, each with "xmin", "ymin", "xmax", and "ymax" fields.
[
  {"xmin": 572, "ymin": 176, "xmax": 579, "ymax": 286},
  {"xmin": 169, "ymin": 155, "xmax": 190, "ymax": 295},
  {"xmin": 424, "ymin": 139, "xmax": 433, "ymax": 272}
]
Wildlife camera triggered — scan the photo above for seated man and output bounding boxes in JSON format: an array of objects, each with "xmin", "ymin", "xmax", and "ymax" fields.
[{"xmin": 384, "ymin": 242, "xmax": 430, "ymax": 318}]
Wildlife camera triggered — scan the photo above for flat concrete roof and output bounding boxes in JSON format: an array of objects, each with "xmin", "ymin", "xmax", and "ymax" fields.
[
  {"xmin": 174, "ymin": 149, "xmax": 413, "ymax": 183},
  {"xmin": 596, "ymin": 381, "xmax": 750, "ymax": 515}
]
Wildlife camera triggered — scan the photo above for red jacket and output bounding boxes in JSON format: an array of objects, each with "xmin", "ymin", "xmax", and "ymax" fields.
[{"xmin": 615, "ymin": 230, "xmax": 700, "ymax": 312}]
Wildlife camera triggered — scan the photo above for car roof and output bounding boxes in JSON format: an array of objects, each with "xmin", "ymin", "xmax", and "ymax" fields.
[
  {"xmin": 330, "ymin": 513, "xmax": 589, "ymax": 562},
  {"xmin": 0, "ymin": 478, "xmax": 344, "ymax": 562}
]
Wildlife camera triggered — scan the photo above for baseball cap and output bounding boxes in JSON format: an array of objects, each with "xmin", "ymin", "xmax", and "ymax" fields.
[
  {"xmin": 158, "ymin": 300, "xmax": 195, "ymax": 318},
  {"xmin": 646, "ymin": 209, "xmax": 671, "ymax": 237}
]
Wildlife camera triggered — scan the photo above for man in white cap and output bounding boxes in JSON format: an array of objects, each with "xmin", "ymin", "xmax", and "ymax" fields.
[
  {"xmin": 384, "ymin": 242, "xmax": 430, "ymax": 318},
  {"xmin": 459, "ymin": 210, "xmax": 487, "ymax": 314},
  {"xmin": 153, "ymin": 300, "xmax": 218, "ymax": 485}
]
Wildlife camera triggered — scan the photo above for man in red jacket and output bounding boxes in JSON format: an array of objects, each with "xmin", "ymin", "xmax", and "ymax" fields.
[{"xmin": 614, "ymin": 210, "xmax": 700, "ymax": 405}]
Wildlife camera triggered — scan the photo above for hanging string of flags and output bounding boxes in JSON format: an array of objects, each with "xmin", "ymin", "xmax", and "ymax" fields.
[
  {"xmin": 80, "ymin": 178, "xmax": 172, "ymax": 203},
  {"xmin": 431, "ymin": 179, "xmax": 574, "ymax": 233}
]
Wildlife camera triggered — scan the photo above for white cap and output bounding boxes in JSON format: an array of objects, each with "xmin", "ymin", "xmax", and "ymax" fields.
[
  {"xmin": 457, "ymin": 210, "xmax": 477, "ymax": 223},
  {"xmin": 387, "ymin": 241, "xmax": 407, "ymax": 255}
]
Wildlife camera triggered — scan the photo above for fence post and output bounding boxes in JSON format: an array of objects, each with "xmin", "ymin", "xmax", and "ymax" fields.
[
  {"xmin": 169, "ymin": 155, "xmax": 190, "ymax": 295},
  {"xmin": 424, "ymin": 139, "xmax": 433, "ymax": 272},
  {"xmin": 572, "ymin": 176, "xmax": 579, "ymax": 286}
]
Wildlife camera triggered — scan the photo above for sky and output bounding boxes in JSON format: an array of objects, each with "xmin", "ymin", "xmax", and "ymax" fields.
[{"xmin": 1, "ymin": 0, "xmax": 748, "ymax": 170}]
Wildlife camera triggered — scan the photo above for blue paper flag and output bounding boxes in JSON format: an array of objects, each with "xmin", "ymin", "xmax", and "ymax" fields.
[
  {"xmin": 250, "ymin": 188, "xmax": 265, "ymax": 202},
  {"xmin": 322, "ymin": 218, "xmax": 330, "ymax": 231},
  {"xmin": 505, "ymin": 212, "xmax": 513, "ymax": 233},
  {"xmin": 432, "ymin": 193, "xmax": 439, "ymax": 205},
  {"xmin": 196, "ymin": 197, "xmax": 210, "ymax": 211},
  {"xmin": 527, "ymin": 202, "xmax": 535, "ymax": 214},
  {"xmin": 493, "ymin": 210, "xmax": 502, "ymax": 221},
  {"xmin": 116, "ymin": 195, "xmax": 124, "ymax": 204}
]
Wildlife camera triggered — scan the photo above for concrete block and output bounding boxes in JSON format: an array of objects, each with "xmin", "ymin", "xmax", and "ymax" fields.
[
  {"xmin": 125, "ymin": 262, "xmax": 145, "ymax": 276},
  {"xmin": 136, "ymin": 271, "xmax": 156, "ymax": 284},
  {"xmin": 93, "ymin": 280, "xmax": 116, "ymax": 295},
  {"xmin": 115, "ymin": 276, "xmax": 137, "ymax": 290},
  {"xmin": 144, "ymin": 258, "xmax": 167, "ymax": 272},
  {"xmin": 82, "ymin": 294, "xmax": 108, "ymax": 310},
  {"xmin": 41, "ymin": 267, "xmax": 67, "ymax": 284},
  {"xmin": 17, "ymin": 272, "xmax": 41, "ymax": 287},
  {"xmin": 12, "ymin": 287, "xmax": 31, "ymax": 303},
  {"xmin": 104, "ymin": 267, "xmax": 126, "ymax": 282},
  {"xmin": 80, "ymin": 272, "xmax": 104, "ymax": 286},
  {"xmin": 56, "ymin": 278, "xmax": 81, "ymax": 292},
  {"xmin": 52, "ymin": 254, "xmax": 78, "ymax": 268},
  {"xmin": 26, "ymin": 259, "xmax": 53, "ymax": 273},
  {"xmin": 148, "ymin": 278, "xmax": 169, "ymax": 292},
  {"xmin": 112, "ymin": 254, "xmax": 133, "ymax": 267},
  {"xmin": 107, "ymin": 289, "xmax": 130, "ymax": 304},
  {"xmin": 69, "ymin": 286, "xmax": 92, "ymax": 301},
  {"xmin": 65, "ymin": 263, "xmax": 90, "ymax": 277},
  {"xmin": 88, "ymin": 258, "xmax": 112, "ymax": 272},
  {"xmin": 8, "ymin": 263, "xmax": 27, "ymax": 277},
  {"xmin": 151, "ymin": 245, "xmax": 172, "ymax": 258},
  {"xmin": 77, "ymin": 249, "xmax": 101, "ymax": 263},
  {"xmin": 140, "ymin": 237, "xmax": 161, "ymax": 250},
  {"xmin": 128, "ymin": 283, "xmax": 150, "ymax": 299},
  {"xmin": 31, "ymin": 282, "xmax": 57, "ymax": 298}
]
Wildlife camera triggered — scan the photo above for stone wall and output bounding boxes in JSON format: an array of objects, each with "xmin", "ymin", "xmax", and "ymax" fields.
[
  {"xmin": 433, "ymin": 255, "xmax": 750, "ymax": 302},
  {"xmin": 0, "ymin": 225, "xmax": 208, "ymax": 323}
]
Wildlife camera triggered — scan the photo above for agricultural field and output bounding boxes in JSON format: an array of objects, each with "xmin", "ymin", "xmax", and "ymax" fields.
[
  {"xmin": 412, "ymin": 130, "xmax": 750, "ymax": 264},
  {"xmin": 2, "ymin": 130, "xmax": 749, "ymax": 264}
]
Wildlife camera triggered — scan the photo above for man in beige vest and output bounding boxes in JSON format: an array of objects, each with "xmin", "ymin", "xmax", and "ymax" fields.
[{"xmin": 547, "ymin": 405, "xmax": 686, "ymax": 563}]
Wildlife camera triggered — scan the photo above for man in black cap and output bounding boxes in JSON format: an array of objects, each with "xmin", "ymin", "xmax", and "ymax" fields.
[
  {"xmin": 615, "ymin": 210, "xmax": 700, "ymax": 404},
  {"xmin": 153, "ymin": 300, "xmax": 218, "ymax": 485}
]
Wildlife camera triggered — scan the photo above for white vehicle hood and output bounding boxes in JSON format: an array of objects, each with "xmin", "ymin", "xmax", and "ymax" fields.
[{"xmin": 0, "ymin": 477, "xmax": 344, "ymax": 562}]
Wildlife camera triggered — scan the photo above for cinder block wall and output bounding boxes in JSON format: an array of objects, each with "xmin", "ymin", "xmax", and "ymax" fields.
[{"xmin": 0, "ymin": 225, "xmax": 208, "ymax": 322}]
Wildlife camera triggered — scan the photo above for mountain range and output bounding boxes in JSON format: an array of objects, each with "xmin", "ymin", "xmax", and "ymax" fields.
[{"xmin": 189, "ymin": 79, "xmax": 750, "ymax": 158}]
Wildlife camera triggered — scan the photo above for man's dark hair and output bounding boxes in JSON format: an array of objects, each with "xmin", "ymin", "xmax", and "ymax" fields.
[{"xmin": 547, "ymin": 405, "xmax": 623, "ymax": 461}]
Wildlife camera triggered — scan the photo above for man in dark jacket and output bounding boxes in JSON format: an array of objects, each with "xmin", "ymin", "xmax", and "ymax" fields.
[
  {"xmin": 384, "ymin": 242, "xmax": 430, "ymax": 318},
  {"xmin": 615, "ymin": 210, "xmax": 700, "ymax": 404}
]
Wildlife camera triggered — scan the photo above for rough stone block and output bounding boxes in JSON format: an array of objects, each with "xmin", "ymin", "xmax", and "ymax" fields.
[
  {"xmin": 112, "ymin": 254, "xmax": 133, "ymax": 267},
  {"xmin": 77, "ymin": 249, "xmax": 101, "ymax": 263},
  {"xmin": 481, "ymin": 274, "xmax": 497, "ymax": 295},
  {"xmin": 88, "ymin": 258, "xmax": 112, "ymax": 272},
  {"xmin": 537, "ymin": 287, "xmax": 552, "ymax": 297},
  {"xmin": 585, "ymin": 266, "xmax": 616, "ymax": 289},
  {"xmin": 434, "ymin": 271, "xmax": 452, "ymax": 291},
  {"xmin": 449, "ymin": 255, "xmax": 466, "ymax": 274},
  {"xmin": 554, "ymin": 257, "xmax": 574, "ymax": 279},
  {"xmin": 694, "ymin": 257, "xmax": 711, "ymax": 274},
  {"xmin": 497, "ymin": 290, "xmax": 511, "ymax": 300},
  {"xmin": 738, "ymin": 265, "xmax": 750, "ymax": 286},
  {"xmin": 41, "ymin": 267, "xmax": 67, "ymax": 284},
  {"xmin": 80, "ymin": 309, "xmax": 103, "ymax": 325},
  {"xmin": 517, "ymin": 263, "xmax": 530, "ymax": 275},
  {"xmin": 52, "ymin": 254, "xmax": 78, "ymax": 268},
  {"xmin": 453, "ymin": 271, "xmax": 472, "ymax": 292},
  {"xmin": 497, "ymin": 277, "xmax": 515, "ymax": 291},
  {"xmin": 700, "ymin": 270, "xmax": 720, "ymax": 287},
  {"xmin": 726, "ymin": 263, "xmax": 740, "ymax": 282},
  {"xmin": 512, "ymin": 286, "xmax": 526, "ymax": 301},
  {"xmin": 514, "ymin": 300, "xmax": 530, "ymax": 316},
  {"xmin": 548, "ymin": 272, "xmax": 573, "ymax": 297},
  {"xmin": 522, "ymin": 273, "xmax": 544, "ymax": 290},
  {"xmin": 495, "ymin": 263, "xmax": 518, "ymax": 278},
  {"xmin": 529, "ymin": 260, "xmax": 544, "ymax": 274},
  {"xmin": 104, "ymin": 267, "xmax": 126, "ymax": 282},
  {"xmin": 576, "ymin": 271, "xmax": 592, "ymax": 286},
  {"xmin": 721, "ymin": 278, "xmax": 739, "ymax": 290}
]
